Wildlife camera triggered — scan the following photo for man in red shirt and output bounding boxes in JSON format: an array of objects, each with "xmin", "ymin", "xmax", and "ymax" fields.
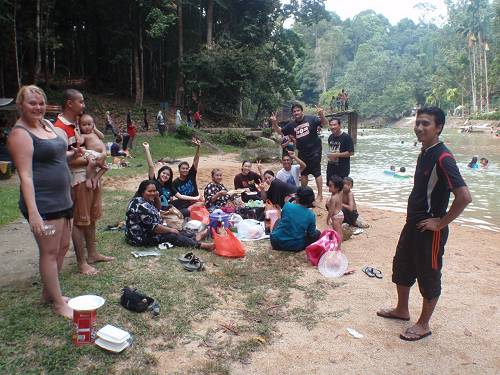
[{"xmin": 55, "ymin": 89, "xmax": 114, "ymax": 275}]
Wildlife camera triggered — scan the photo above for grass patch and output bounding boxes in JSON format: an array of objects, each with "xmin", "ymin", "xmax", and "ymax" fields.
[
  {"xmin": 0, "ymin": 184, "xmax": 19, "ymax": 225},
  {"xmin": 0, "ymin": 134, "xmax": 317, "ymax": 374}
]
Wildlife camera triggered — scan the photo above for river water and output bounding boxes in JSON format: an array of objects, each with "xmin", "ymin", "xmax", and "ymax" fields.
[{"xmin": 321, "ymin": 127, "xmax": 500, "ymax": 232}]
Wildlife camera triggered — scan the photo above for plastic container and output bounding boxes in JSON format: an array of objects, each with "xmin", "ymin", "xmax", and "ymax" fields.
[
  {"xmin": 209, "ymin": 209, "xmax": 230, "ymax": 230},
  {"xmin": 95, "ymin": 338, "xmax": 131, "ymax": 353},
  {"xmin": 68, "ymin": 295, "xmax": 105, "ymax": 346},
  {"xmin": 318, "ymin": 250, "xmax": 348, "ymax": 278},
  {"xmin": 97, "ymin": 324, "xmax": 131, "ymax": 344}
]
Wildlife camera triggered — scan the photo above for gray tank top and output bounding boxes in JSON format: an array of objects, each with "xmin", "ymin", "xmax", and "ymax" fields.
[{"xmin": 15, "ymin": 123, "xmax": 73, "ymax": 215}]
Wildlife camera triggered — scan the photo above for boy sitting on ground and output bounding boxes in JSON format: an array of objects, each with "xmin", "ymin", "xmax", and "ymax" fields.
[
  {"xmin": 342, "ymin": 176, "xmax": 369, "ymax": 228},
  {"xmin": 78, "ymin": 114, "xmax": 109, "ymax": 189}
]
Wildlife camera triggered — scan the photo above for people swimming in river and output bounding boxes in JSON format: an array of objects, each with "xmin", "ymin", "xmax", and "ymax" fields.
[
  {"xmin": 399, "ymin": 167, "xmax": 406, "ymax": 173},
  {"xmin": 467, "ymin": 156, "xmax": 479, "ymax": 169},
  {"xmin": 480, "ymin": 158, "xmax": 489, "ymax": 169}
]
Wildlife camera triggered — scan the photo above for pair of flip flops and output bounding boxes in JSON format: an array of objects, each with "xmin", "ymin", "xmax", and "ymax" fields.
[
  {"xmin": 362, "ymin": 266, "xmax": 382, "ymax": 278},
  {"xmin": 178, "ymin": 252, "xmax": 204, "ymax": 271}
]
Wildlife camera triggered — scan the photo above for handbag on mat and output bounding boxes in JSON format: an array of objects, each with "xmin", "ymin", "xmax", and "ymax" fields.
[{"xmin": 305, "ymin": 229, "xmax": 340, "ymax": 267}]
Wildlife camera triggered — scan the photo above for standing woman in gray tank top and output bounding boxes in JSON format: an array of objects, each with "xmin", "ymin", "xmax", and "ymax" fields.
[{"xmin": 8, "ymin": 85, "xmax": 82, "ymax": 319}]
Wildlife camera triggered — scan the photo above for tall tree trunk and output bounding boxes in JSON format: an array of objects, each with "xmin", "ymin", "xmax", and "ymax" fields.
[
  {"xmin": 139, "ymin": 22, "xmax": 144, "ymax": 106},
  {"xmin": 175, "ymin": 0, "xmax": 184, "ymax": 108},
  {"xmin": 35, "ymin": 0, "xmax": 42, "ymax": 76},
  {"xmin": 129, "ymin": 50, "xmax": 133, "ymax": 98},
  {"xmin": 207, "ymin": 0, "xmax": 214, "ymax": 46},
  {"xmin": 13, "ymin": 0, "xmax": 21, "ymax": 90},
  {"xmin": 484, "ymin": 43, "xmax": 489, "ymax": 112},
  {"xmin": 134, "ymin": 44, "xmax": 141, "ymax": 105}
]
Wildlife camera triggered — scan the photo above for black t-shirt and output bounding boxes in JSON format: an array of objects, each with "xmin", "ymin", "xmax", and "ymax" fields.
[
  {"xmin": 172, "ymin": 165, "xmax": 198, "ymax": 197},
  {"xmin": 282, "ymin": 115, "xmax": 322, "ymax": 159},
  {"xmin": 234, "ymin": 171, "xmax": 261, "ymax": 192},
  {"xmin": 327, "ymin": 132, "xmax": 354, "ymax": 178},
  {"xmin": 407, "ymin": 142, "xmax": 466, "ymax": 224},
  {"xmin": 153, "ymin": 180, "xmax": 178, "ymax": 210},
  {"xmin": 267, "ymin": 179, "xmax": 297, "ymax": 208}
]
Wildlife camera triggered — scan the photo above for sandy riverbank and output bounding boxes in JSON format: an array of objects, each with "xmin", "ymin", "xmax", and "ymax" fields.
[{"xmin": 1, "ymin": 152, "xmax": 499, "ymax": 374}]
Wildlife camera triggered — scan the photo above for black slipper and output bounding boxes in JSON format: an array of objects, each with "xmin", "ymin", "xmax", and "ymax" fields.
[
  {"xmin": 178, "ymin": 252, "xmax": 195, "ymax": 263},
  {"xmin": 400, "ymin": 330, "xmax": 432, "ymax": 341},
  {"xmin": 362, "ymin": 267, "xmax": 375, "ymax": 277},
  {"xmin": 377, "ymin": 310, "xmax": 410, "ymax": 321},
  {"xmin": 183, "ymin": 257, "xmax": 204, "ymax": 272}
]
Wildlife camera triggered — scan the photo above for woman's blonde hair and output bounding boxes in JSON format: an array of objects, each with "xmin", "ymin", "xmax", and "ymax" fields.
[{"xmin": 15, "ymin": 85, "xmax": 47, "ymax": 106}]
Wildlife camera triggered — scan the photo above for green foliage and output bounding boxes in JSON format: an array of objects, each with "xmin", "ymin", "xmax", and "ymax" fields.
[
  {"xmin": 210, "ymin": 129, "xmax": 248, "ymax": 147},
  {"xmin": 175, "ymin": 124, "xmax": 196, "ymax": 139},
  {"xmin": 470, "ymin": 111, "xmax": 500, "ymax": 120},
  {"xmin": 261, "ymin": 127, "xmax": 273, "ymax": 137}
]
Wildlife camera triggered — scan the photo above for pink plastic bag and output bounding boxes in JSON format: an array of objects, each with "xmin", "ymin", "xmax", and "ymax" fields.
[{"xmin": 305, "ymin": 229, "xmax": 340, "ymax": 266}]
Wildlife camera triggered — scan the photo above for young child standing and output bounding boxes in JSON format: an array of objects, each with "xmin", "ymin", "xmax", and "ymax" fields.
[
  {"xmin": 78, "ymin": 114, "xmax": 108, "ymax": 189},
  {"xmin": 326, "ymin": 175, "xmax": 344, "ymax": 245},
  {"xmin": 342, "ymin": 176, "xmax": 358, "ymax": 226}
]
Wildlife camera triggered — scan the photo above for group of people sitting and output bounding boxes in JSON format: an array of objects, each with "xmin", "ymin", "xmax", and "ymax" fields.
[{"xmin": 124, "ymin": 136, "xmax": 365, "ymax": 255}]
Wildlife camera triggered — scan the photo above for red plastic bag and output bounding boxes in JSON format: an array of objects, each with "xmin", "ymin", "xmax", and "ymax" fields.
[
  {"xmin": 190, "ymin": 205, "xmax": 210, "ymax": 225},
  {"xmin": 305, "ymin": 229, "xmax": 340, "ymax": 266},
  {"xmin": 212, "ymin": 228, "xmax": 245, "ymax": 258}
]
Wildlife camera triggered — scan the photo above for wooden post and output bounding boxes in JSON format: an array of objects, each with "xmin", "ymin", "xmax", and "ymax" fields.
[{"xmin": 348, "ymin": 111, "xmax": 358, "ymax": 144}]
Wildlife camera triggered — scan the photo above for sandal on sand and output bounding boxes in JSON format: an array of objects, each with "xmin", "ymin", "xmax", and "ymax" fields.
[
  {"xmin": 400, "ymin": 329, "xmax": 432, "ymax": 341},
  {"xmin": 363, "ymin": 266, "xmax": 383, "ymax": 279},
  {"xmin": 183, "ymin": 257, "xmax": 204, "ymax": 272},
  {"xmin": 376, "ymin": 309, "xmax": 410, "ymax": 321},
  {"xmin": 362, "ymin": 267, "xmax": 375, "ymax": 278},
  {"xmin": 371, "ymin": 268, "xmax": 383, "ymax": 279},
  {"xmin": 178, "ymin": 252, "xmax": 195, "ymax": 263}
]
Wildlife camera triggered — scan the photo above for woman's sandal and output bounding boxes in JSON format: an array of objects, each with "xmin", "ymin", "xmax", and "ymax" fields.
[
  {"xmin": 178, "ymin": 252, "xmax": 195, "ymax": 263},
  {"xmin": 183, "ymin": 257, "xmax": 204, "ymax": 272}
]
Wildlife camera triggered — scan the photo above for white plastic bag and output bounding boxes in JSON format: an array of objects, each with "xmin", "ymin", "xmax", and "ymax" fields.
[{"xmin": 236, "ymin": 219, "xmax": 264, "ymax": 240}]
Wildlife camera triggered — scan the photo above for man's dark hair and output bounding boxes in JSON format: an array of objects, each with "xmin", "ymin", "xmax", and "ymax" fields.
[
  {"xmin": 264, "ymin": 170, "xmax": 275, "ymax": 177},
  {"xmin": 178, "ymin": 161, "xmax": 190, "ymax": 170},
  {"xmin": 62, "ymin": 89, "xmax": 82, "ymax": 109},
  {"xmin": 134, "ymin": 180, "xmax": 156, "ymax": 198},
  {"xmin": 241, "ymin": 160, "xmax": 251, "ymax": 167},
  {"xmin": 417, "ymin": 107, "xmax": 446, "ymax": 134},
  {"xmin": 290, "ymin": 103, "xmax": 303, "ymax": 113},
  {"xmin": 330, "ymin": 117, "xmax": 341, "ymax": 125}
]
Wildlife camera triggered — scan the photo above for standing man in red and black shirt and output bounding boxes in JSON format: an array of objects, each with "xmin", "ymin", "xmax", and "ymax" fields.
[
  {"xmin": 271, "ymin": 103, "xmax": 327, "ymax": 201},
  {"xmin": 55, "ymin": 89, "xmax": 114, "ymax": 275},
  {"xmin": 377, "ymin": 107, "xmax": 471, "ymax": 341}
]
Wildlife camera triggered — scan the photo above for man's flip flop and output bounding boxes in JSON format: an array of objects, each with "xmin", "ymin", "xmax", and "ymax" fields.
[
  {"xmin": 178, "ymin": 252, "xmax": 195, "ymax": 263},
  {"xmin": 400, "ymin": 330, "xmax": 432, "ymax": 341},
  {"xmin": 362, "ymin": 267, "xmax": 375, "ymax": 277},
  {"xmin": 376, "ymin": 310, "xmax": 410, "ymax": 321},
  {"xmin": 371, "ymin": 268, "xmax": 383, "ymax": 279},
  {"xmin": 183, "ymin": 257, "xmax": 204, "ymax": 272}
]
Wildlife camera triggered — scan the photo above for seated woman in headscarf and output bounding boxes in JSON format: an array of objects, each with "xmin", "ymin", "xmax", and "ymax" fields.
[
  {"xmin": 125, "ymin": 180, "xmax": 214, "ymax": 250},
  {"xmin": 270, "ymin": 186, "xmax": 320, "ymax": 252},
  {"xmin": 204, "ymin": 168, "xmax": 232, "ymax": 212}
]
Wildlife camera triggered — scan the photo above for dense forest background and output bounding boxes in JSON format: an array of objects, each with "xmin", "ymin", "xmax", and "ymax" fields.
[{"xmin": 0, "ymin": 0, "xmax": 498, "ymax": 121}]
